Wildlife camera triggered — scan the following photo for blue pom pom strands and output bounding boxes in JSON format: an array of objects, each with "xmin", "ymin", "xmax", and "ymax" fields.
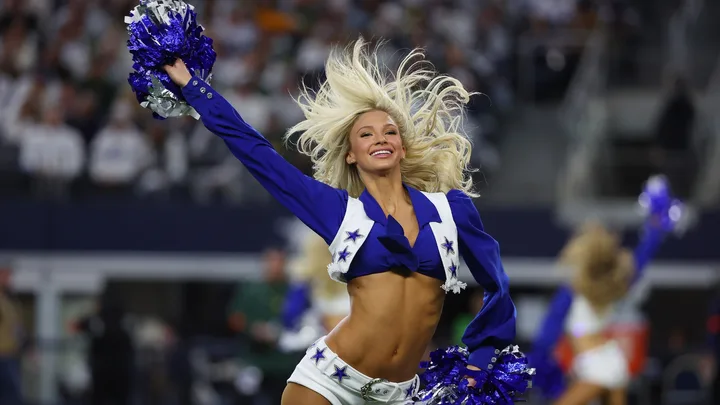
[
  {"xmin": 416, "ymin": 345, "xmax": 535, "ymax": 405},
  {"xmin": 125, "ymin": 0, "xmax": 216, "ymax": 119},
  {"xmin": 637, "ymin": 175, "xmax": 683, "ymax": 233}
]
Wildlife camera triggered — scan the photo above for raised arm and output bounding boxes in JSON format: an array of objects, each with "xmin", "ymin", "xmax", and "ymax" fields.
[
  {"xmin": 532, "ymin": 285, "xmax": 573, "ymax": 357},
  {"xmin": 447, "ymin": 190, "xmax": 517, "ymax": 369},
  {"xmin": 631, "ymin": 216, "xmax": 667, "ymax": 285},
  {"xmin": 165, "ymin": 60, "xmax": 347, "ymax": 242},
  {"xmin": 527, "ymin": 286, "xmax": 572, "ymax": 399}
]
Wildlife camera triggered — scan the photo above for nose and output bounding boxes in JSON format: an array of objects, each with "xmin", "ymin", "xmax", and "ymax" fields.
[{"xmin": 374, "ymin": 133, "xmax": 388, "ymax": 144}]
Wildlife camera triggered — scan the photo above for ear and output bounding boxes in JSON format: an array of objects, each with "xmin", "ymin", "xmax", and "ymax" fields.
[
  {"xmin": 400, "ymin": 145, "xmax": 407, "ymax": 160},
  {"xmin": 346, "ymin": 151, "xmax": 356, "ymax": 165}
]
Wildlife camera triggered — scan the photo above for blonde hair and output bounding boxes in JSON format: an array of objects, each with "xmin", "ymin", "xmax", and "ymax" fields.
[
  {"xmin": 294, "ymin": 233, "xmax": 347, "ymax": 299},
  {"xmin": 285, "ymin": 38, "xmax": 478, "ymax": 198},
  {"xmin": 560, "ymin": 222, "xmax": 635, "ymax": 311}
]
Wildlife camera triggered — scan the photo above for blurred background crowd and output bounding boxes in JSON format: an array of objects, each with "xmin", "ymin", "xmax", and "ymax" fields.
[
  {"xmin": 0, "ymin": 0, "xmax": 637, "ymax": 203},
  {"xmin": 0, "ymin": 0, "xmax": 719, "ymax": 404}
]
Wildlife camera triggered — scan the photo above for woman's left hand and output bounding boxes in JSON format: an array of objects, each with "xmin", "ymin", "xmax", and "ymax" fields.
[{"xmin": 466, "ymin": 364, "xmax": 481, "ymax": 387}]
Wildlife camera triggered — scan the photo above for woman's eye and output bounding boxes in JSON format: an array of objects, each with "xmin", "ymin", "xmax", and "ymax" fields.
[
  {"xmin": 361, "ymin": 133, "xmax": 372, "ymax": 137},
  {"xmin": 386, "ymin": 131, "xmax": 397, "ymax": 135}
]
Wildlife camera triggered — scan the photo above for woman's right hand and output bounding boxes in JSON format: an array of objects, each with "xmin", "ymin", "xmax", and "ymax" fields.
[{"xmin": 163, "ymin": 58, "xmax": 192, "ymax": 88}]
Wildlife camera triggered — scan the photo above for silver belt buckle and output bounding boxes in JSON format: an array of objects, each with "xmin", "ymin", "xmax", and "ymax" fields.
[{"xmin": 360, "ymin": 377, "xmax": 389, "ymax": 401}]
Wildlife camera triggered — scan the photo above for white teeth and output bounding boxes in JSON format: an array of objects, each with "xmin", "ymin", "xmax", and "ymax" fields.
[{"xmin": 372, "ymin": 150, "xmax": 391, "ymax": 156}]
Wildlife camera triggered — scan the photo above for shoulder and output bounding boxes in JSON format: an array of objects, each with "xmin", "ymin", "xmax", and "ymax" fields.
[
  {"xmin": 419, "ymin": 189, "xmax": 472, "ymax": 206},
  {"xmin": 446, "ymin": 189, "xmax": 479, "ymax": 219},
  {"xmin": 446, "ymin": 189, "xmax": 473, "ymax": 204}
]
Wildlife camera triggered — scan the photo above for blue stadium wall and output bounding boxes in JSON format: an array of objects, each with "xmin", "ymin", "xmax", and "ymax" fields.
[{"xmin": 0, "ymin": 199, "xmax": 718, "ymax": 259}]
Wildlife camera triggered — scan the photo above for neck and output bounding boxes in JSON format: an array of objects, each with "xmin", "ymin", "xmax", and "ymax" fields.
[{"xmin": 361, "ymin": 169, "xmax": 407, "ymax": 215}]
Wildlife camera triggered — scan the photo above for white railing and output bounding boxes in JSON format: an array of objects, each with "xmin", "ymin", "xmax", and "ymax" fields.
[
  {"xmin": 559, "ymin": 27, "xmax": 607, "ymax": 135},
  {"xmin": 666, "ymin": 0, "xmax": 704, "ymax": 77},
  {"xmin": 693, "ymin": 57, "xmax": 720, "ymax": 206},
  {"xmin": 556, "ymin": 26, "xmax": 608, "ymax": 201}
]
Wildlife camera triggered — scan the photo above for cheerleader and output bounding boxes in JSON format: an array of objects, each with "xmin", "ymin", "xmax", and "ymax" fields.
[
  {"xmin": 279, "ymin": 231, "xmax": 350, "ymax": 352},
  {"xmin": 158, "ymin": 38, "xmax": 532, "ymax": 404},
  {"xmin": 530, "ymin": 176, "xmax": 681, "ymax": 405}
]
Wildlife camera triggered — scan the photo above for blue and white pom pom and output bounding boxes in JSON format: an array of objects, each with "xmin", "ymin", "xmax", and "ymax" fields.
[
  {"xmin": 416, "ymin": 345, "xmax": 534, "ymax": 405},
  {"xmin": 638, "ymin": 175, "xmax": 683, "ymax": 233},
  {"xmin": 125, "ymin": 0, "xmax": 216, "ymax": 119}
]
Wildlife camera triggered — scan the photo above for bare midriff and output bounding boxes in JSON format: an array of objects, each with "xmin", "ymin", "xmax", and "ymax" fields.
[{"xmin": 324, "ymin": 270, "xmax": 446, "ymax": 383}]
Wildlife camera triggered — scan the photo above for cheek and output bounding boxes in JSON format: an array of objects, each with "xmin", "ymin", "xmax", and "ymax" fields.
[
  {"xmin": 349, "ymin": 137, "xmax": 368, "ymax": 157},
  {"xmin": 392, "ymin": 138, "xmax": 405, "ymax": 157}
]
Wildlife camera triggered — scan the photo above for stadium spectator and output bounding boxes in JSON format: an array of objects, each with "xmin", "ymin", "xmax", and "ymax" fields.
[
  {"xmin": 88, "ymin": 101, "xmax": 151, "ymax": 197},
  {"xmin": 74, "ymin": 294, "xmax": 135, "ymax": 405},
  {"xmin": 19, "ymin": 103, "xmax": 85, "ymax": 199},
  {"xmin": 653, "ymin": 75, "xmax": 696, "ymax": 153},
  {"xmin": 227, "ymin": 248, "xmax": 298, "ymax": 405},
  {"xmin": 136, "ymin": 120, "xmax": 189, "ymax": 198},
  {"xmin": 651, "ymin": 75, "xmax": 697, "ymax": 197}
]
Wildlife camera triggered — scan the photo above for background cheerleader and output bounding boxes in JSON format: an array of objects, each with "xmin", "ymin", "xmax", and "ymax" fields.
[
  {"xmin": 530, "ymin": 176, "xmax": 683, "ymax": 405},
  {"xmin": 279, "ymin": 229, "xmax": 350, "ymax": 353}
]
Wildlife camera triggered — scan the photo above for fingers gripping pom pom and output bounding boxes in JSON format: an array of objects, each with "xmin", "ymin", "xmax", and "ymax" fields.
[
  {"xmin": 125, "ymin": 0, "xmax": 216, "ymax": 119},
  {"xmin": 416, "ymin": 345, "xmax": 535, "ymax": 405}
]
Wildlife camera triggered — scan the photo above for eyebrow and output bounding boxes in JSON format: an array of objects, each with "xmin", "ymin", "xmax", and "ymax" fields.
[{"xmin": 356, "ymin": 123, "xmax": 398, "ymax": 134}]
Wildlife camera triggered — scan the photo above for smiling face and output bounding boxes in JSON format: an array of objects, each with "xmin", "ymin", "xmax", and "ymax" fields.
[{"xmin": 346, "ymin": 110, "xmax": 405, "ymax": 177}]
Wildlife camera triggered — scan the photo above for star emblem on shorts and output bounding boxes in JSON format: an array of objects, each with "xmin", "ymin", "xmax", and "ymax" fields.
[
  {"xmin": 332, "ymin": 365, "xmax": 349, "ymax": 383},
  {"xmin": 448, "ymin": 261, "xmax": 457, "ymax": 278},
  {"xmin": 345, "ymin": 229, "xmax": 363, "ymax": 243},
  {"xmin": 441, "ymin": 237, "xmax": 455, "ymax": 255},
  {"xmin": 310, "ymin": 348, "xmax": 326, "ymax": 365},
  {"xmin": 337, "ymin": 247, "xmax": 351, "ymax": 262},
  {"xmin": 405, "ymin": 381, "xmax": 416, "ymax": 398}
]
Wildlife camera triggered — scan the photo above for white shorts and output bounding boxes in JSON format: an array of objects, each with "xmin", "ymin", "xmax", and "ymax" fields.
[
  {"xmin": 572, "ymin": 340, "xmax": 629, "ymax": 388},
  {"xmin": 287, "ymin": 336, "xmax": 420, "ymax": 405}
]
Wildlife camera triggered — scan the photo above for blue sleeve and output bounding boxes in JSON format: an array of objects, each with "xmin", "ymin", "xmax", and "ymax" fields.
[
  {"xmin": 282, "ymin": 283, "xmax": 312, "ymax": 330},
  {"xmin": 181, "ymin": 77, "xmax": 348, "ymax": 243},
  {"xmin": 532, "ymin": 285, "xmax": 573, "ymax": 356},
  {"xmin": 526, "ymin": 286, "xmax": 573, "ymax": 399},
  {"xmin": 448, "ymin": 190, "xmax": 517, "ymax": 369},
  {"xmin": 631, "ymin": 221, "xmax": 666, "ymax": 285}
]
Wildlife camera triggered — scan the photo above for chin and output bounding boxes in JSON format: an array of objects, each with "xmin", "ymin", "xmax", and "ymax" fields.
[{"xmin": 365, "ymin": 161, "xmax": 401, "ymax": 175}]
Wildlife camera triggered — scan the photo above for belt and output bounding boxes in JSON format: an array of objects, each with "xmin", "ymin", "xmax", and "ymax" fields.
[{"xmin": 306, "ymin": 337, "xmax": 419, "ymax": 402}]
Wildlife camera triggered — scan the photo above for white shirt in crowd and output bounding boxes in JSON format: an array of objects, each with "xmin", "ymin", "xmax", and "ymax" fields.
[
  {"xmin": 295, "ymin": 34, "xmax": 331, "ymax": 73},
  {"xmin": 137, "ymin": 130, "xmax": 189, "ymax": 194},
  {"xmin": 89, "ymin": 124, "xmax": 152, "ymax": 184},
  {"xmin": 0, "ymin": 74, "xmax": 34, "ymax": 144},
  {"xmin": 525, "ymin": 0, "xmax": 578, "ymax": 23},
  {"xmin": 19, "ymin": 123, "xmax": 85, "ymax": 180},
  {"xmin": 225, "ymin": 90, "xmax": 272, "ymax": 134}
]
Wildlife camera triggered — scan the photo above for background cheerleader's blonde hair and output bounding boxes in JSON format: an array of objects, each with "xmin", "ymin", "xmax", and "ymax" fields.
[
  {"xmin": 285, "ymin": 38, "xmax": 479, "ymax": 198},
  {"xmin": 292, "ymin": 233, "xmax": 347, "ymax": 299},
  {"xmin": 560, "ymin": 222, "xmax": 635, "ymax": 311}
]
